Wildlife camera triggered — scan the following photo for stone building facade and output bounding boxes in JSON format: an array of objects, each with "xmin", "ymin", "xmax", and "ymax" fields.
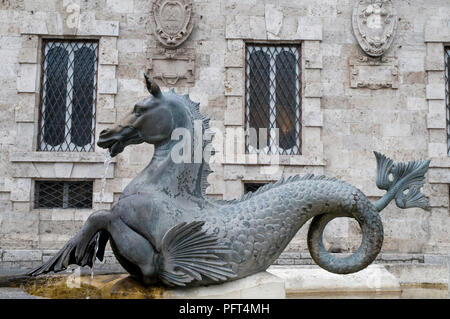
[{"xmin": 0, "ymin": 0, "xmax": 449, "ymax": 272}]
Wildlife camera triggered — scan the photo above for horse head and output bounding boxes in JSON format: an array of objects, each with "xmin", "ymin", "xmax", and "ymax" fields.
[{"xmin": 98, "ymin": 74, "xmax": 190, "ymax": 157}]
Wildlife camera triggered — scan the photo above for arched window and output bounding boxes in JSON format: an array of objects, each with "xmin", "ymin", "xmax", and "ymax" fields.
[
  {"xmin": 42, "ymin": 47, "xmax": 68, "ymax": 147},
  {"xmin": 39, "ymin": 40, "xmax": 98, "ymax": 152},
  {"xmin": 245, "ymin": 45, "xmax": 301, "ymax": 155},
  {"xmin": 247, "ymin": 49, "xmax": 270, "ymax": 151}
]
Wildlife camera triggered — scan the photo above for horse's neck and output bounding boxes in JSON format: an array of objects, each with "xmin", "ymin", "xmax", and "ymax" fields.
[{"xmin": 141, "ymin": 140, "xmax": 204, "ymax": 198}]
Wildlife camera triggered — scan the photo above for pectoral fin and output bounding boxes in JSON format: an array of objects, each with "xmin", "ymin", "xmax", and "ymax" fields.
[{"xmin": 157, "ymin": 221, "xmax": 236, "ymax": 287}]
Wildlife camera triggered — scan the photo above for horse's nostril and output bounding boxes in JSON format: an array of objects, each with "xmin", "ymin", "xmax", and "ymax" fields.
[{"xmin": 100, "ymin": 129, "xmax": 109, "ymax": 136}]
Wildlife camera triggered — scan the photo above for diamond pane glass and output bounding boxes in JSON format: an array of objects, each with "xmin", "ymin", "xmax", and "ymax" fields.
[
  {"xmin": 245, "ymin": 45, "xmax": 301, "ymax": 155},
  {"xmin": 35, "ymin": 181, "xmax": 93, "ymax": 209},
  {"xmin": 39, "ymin": 40, "xmax": 98, "ymax": 152}
]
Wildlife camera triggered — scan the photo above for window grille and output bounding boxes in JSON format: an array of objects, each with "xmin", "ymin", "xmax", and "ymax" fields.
[
  {"xmin": 245, "ymin": 44, "xmax": 301, "ymax": 155},
  {"xmin": 38, "ymin": 40, "xmax": 98, "ymax": 152},
  {"xmin": 446, "ymin": 47, "xmax": 450, "ymax": 155},
  {"xmin": 34, "ymin": 181, "xmax": 93, "ymax": 209},
  {"xmin": 244, "ymin": 182, "xmax": 267, "ymax": 194}
]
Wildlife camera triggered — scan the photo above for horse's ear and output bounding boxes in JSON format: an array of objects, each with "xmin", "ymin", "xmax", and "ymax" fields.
[{"xmin": 144, "ymin": 74, "xmax": 162, "ymax": 98}]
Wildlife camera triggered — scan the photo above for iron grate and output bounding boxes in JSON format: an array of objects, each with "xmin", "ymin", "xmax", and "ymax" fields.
[
  {"xmin": 34, "ymin": 181, "xmax": 93, "ymax": 209},
  {"xmin": 244, "ymin": 182, "xmax": 267, "ymax": 194},
  {"xmin": 446, "ymin": 47, "xmax": 450, "ymax": 155},
  {"xmin": 245, "ymin": 44, "xmax": 302, "ymax": 155},
  {"xmin": 38, "ymin": 40, "xmax": 98, "ymax": 152}
]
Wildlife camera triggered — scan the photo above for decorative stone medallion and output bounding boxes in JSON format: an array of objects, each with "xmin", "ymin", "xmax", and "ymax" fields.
[
  {"xmin": 151, "ymin": 0, "xmax": 194, "ymax": 48},
  {"xmin": 352, "ymin": 0, "xmax": 397, "ymax": 56}
]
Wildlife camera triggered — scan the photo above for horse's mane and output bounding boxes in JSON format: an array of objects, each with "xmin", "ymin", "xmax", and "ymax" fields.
[{"xmin": 167, "ymin": 89, "xmax": 213, "ymax": 197}]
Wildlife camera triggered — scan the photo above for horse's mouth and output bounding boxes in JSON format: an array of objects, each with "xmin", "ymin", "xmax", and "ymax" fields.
[{"xmin": 98, "ymin": 128, "xmax": 143, "ymax": 157}]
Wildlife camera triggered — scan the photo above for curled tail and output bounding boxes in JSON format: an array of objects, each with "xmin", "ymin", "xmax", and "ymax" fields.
[
  {"xmin": 373, "ymin": 151, "xmax": 430, "ymax": 212},
  {"xmin": 307, "ymin": 152, "xmax": 430, "ymax": 275}
]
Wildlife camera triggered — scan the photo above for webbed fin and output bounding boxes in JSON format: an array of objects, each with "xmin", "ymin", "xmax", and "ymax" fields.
[
  {"xmin": 157, "ymin": 221, "xmax": 236, "ymax": 287},
  {"xmin": 373, "ymin": 151, "xmax": 430, "ymax": 211}
]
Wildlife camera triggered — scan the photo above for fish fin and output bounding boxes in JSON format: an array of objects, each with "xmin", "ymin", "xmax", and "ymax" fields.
[
  {"xmin": 158, "ymin": 221, "xmax": 236, "ymax": 287},
  {"xmin": 373, "ymin": 151, "xmax": 431, "ymax": 211}
]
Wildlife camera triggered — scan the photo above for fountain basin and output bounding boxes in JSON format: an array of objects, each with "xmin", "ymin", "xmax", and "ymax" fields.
[{"xmin": 17, "ymin": 272, "xmax": 285, "ymax": 299}]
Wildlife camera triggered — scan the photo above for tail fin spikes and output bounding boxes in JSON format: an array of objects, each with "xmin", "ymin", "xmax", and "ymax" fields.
[{"xmin": 373, "ymin": 151, "xmax": 430, "ymax": 212}]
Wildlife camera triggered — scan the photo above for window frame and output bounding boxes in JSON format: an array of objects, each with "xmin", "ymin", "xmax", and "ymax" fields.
[
  {"xmin": 244, "ymin": 43, "xmax": 302, "ymax": 156},
  {"xmin": 37, "ymin": 39, "xmax": 99, "ymax": 152},
  {"xmin": 34, "ymin": 180, "xmax": 94, "ymax": 209}
]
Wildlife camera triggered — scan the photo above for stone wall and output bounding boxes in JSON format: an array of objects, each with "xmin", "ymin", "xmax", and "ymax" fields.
[{"xmin": 0, "ymin": 0, "xmax": 449, "ymax": 269}]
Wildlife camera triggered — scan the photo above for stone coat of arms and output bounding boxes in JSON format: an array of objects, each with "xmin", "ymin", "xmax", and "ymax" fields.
[
  {"xmin": 151, "ymin": 0, "xmax": 194, "ymax": 48},
  {"xmin": 352, "ymin": 0, "xmax": 397, "ymax": 56}
]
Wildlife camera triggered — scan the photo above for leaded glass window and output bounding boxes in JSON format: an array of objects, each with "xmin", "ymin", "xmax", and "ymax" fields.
[
  {"xmin": 245, "ymin": 45, "xmax": 301, "ymax": 155},
  {"xmin": 38, "ymin": 40, "xmax": 98, "ymax": 152}
]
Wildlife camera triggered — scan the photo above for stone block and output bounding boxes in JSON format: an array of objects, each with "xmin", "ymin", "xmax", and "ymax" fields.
[
  {"xmin": 99, "ymin": 46, "xmax": 118, "ymax": 66},
  {"xmin": 17, "ymin": 64, "xmax": 38, "ymax": 93},
  {"xmin": 224, "ymin": 96, "xmax": 244, "ymax": 126},
  {"xmin": 424, "ymin": 254, "xmax": 448, "ymax": 265},
  {"xmin": 425, "ymin": 43, "xmax": 445, "ymax": 71},
  {"xmin": 296, "ymin": 17, "xmax": 322, "ymax": 40},
  {"xmin": 117, "ymin": 39, "xmax": 144, "ymax": 54},
  {"xmin": 98, "ymin": 79, "xmax": 118, "ymax": 95},
  {"xmin": 302, "ymin": 111, "xmax": 323, "ymax": 127},
  {"xmin": 97, "ymin": 94, "xmax": 115, "ymax": 110},
  {"xmin": 15, "ymin": 93, "xmax": 36, "ymax": 123},
  {"xmin": 167, "ymin": 272, "xmax": 285, "ymax": 299},
  {"xmin": 426, "ymin": 84, "xmax": 445, "ymax": 100},
  {"xmin": 223, "ymin": 180, "xmax": 244, "ymax": 200},
  {"xmin": 406, "ymin": 97, "xmax": 427, "ymax": 111},
  {"xmin": 9, "ymin": 178, "xmax": 31, "ymax": 202},
  {"xmin": 224, "ymin": 68, "xmax": 243, "ymax": 96},
  {"xmin": 424, "ymin": 19, "xmax": 450, "ymax": 43},
  {"xmin": 224, "ymin": 51, "xmax": 244, "ymax": 68},
  {"xmin": 303, "ymin": 41, "xmax": 322, "ymax": 69},
  {"xmin": 428, "ymin": 144, "xmax": 447, "ymax": 159},
  {"xmin": 98, "ymin": 20, "xmax": 121, "ymax": 37},
  {"xmin": 54, "ymin": 163, "xmax": 74, "ymax": 178},
  {"xmin": 18, "ymin": 47, "xmax": 38, "ymax": 64},
  {"xmin": 106, "ymin": 0, "xmax": 133, "ymax": 14},
  {"xmin": 249, "ymin": 16, "xmax": 266, "ymax": 40},
  {"xmin": 304, "ymin": 82, "xmax": 322, "ymax": 98},
  {"xmin": 265, "ymin": 4, "xmax": 283, "ymax": 38},
  {"xmin": 385, "ymin": 264, "xmax": 448, "ymax": 285},
  {"xmin": 428, "ymin": 167, "xmax": 450, "ymax": 183},
  {"xmin": 2, "ymin": 250, "xmax": 42, "ymax": 262},
  {"xmin": 225, "ymin": 15, "xmax": 250, "ymax": 39},
  {"xmin": 20, "ymin": 13, "xmax": 48, "ymax": 35},
  {"xmin": 21, "ymin": 35, "xmax": 39, "ymax": 49},
  {"xmin": 98, "ymin": 107, "xmax": 117, "ymax": 124},
  {"xmin": 381, "ymin": 123, "xmax": 411, "ymax": 137},
  {"xmin": 98, "ymin": 65, "xmax": 116, "ymax": 83},
  {"xmin": 14, "ymin": 122, "xmax": 34, "ymax": 150},
  {"xmin": 427, "ymin": 112, "xmax": 446, "ymax": 129},
  {"xmin": 268, "ymin": 265, "xmax": 400, "ymax": 293}
]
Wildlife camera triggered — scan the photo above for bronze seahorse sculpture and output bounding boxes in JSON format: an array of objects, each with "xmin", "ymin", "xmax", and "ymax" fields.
[{"xmin": 27, "ymin": 75, "xmax": 430, "ymax": 287}]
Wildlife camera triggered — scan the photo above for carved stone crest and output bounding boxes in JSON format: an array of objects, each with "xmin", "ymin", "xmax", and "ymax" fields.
[
  {"xmin": 147, "ymin": 47, "xmax": 196, "ymax": 87},
  {"xmin": 349, "ymin": 55, "xmax": 399, "ymax": 89},
  {"xmin": 151, "ymin": 0, "xmax": 194, "ymax": 48},
  {"xmin": 352, "ymin": 0, "xmax": 397, "ymax": 56}
]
